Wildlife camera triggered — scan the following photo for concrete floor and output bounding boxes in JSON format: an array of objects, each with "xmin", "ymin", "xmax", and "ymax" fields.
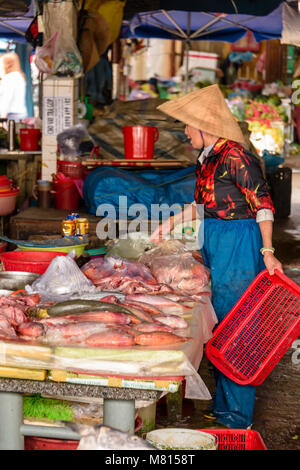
[{"xmin": 156, "ymin": 158, "xmax": 300, "ymax": 450}]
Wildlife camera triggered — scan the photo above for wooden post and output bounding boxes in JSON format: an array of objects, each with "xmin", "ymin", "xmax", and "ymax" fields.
[{"xmin": 112, "ymin": 39, "xmax": 122, "ymax": 100}]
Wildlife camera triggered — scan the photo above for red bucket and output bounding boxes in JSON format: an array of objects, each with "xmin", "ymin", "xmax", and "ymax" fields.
[
  {"xmin": 122, "ymin": 126, "xmax": 159, "ymax": 160},
  {"xmin": 19, "ymin": 129, "xmax": 41, "ymax": 151},
  {"xmin": 52, "ymin": 179, "xmax": 80, "ymax": 211}
]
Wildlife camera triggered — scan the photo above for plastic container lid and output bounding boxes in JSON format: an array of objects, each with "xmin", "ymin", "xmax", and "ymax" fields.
[{"xmin": 146, "ymin": 428, "xmax": 217, "ymax": 450}]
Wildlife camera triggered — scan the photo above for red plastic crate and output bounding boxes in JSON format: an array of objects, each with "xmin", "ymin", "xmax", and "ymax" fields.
[
  {"xmin": 197, "ymin": 429, "xmax": 267, "ymax": 450},
  {"xmin": 205, "ymin": 269, "xmax": 300, "ymax": 385}
]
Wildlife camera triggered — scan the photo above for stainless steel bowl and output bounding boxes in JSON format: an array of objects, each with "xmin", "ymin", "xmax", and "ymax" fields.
[{"xmin": 0, "ymin": 271, "xmax": 40, "ymax": 291}]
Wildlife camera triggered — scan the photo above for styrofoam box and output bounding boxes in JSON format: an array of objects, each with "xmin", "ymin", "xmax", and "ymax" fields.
[
  {"xmin": 183, "ymin": 51, "xmax": 219, "ymax": 71},
  {"xmin": 191, "ymin": 68, "xmax": 216, "ymax": 84}
]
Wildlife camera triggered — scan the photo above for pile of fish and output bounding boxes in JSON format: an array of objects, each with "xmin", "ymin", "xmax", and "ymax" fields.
[{"xmin": 3, "ymin": 293, "xmax": 194, "ymax": 348}]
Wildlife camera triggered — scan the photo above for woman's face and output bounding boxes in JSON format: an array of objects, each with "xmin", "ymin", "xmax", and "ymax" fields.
[{"xmin": 185, "ymin": 125, "xmax": 204, "ymax": 149}]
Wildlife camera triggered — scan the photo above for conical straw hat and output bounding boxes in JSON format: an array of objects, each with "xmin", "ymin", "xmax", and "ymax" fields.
[{"xmin": 157, "ymin": 84, "xmax": 245, "ymax": 144}]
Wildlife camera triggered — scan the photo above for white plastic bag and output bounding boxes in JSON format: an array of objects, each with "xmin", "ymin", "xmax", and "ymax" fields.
[{"xmin": 26, "ymin": 252, "xmax": 96, "ymax": 302}]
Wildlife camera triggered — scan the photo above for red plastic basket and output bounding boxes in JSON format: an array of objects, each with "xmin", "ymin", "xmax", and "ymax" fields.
[
  {"xmin": 57, "ymin": 161, "xmax": 84, "ymax": 180},
  {"xmin": 0, "ymin": 251, "xmax": 67, "ymax": 274},
  {"xmin": 197, "ymin": 429, "xmax": 267, "ymax": 450},
  {"xmin": 205, "ymin": 269, "xmax": 300, "ymax": 386}
]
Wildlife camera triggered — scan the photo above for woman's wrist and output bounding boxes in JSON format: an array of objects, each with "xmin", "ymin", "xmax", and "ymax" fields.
[{"xmin": 260, "ymin": 246, "xmax": 275, "ymax": 255}]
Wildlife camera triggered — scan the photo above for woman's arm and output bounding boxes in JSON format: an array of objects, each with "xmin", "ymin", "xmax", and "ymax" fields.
[
  {"xmin": 150, "ymin": 202, "xmax": 199, "ymax": 243},
  {"xmin": 258, "ymin": 219, "xmax": 283, "ymax": 275}
]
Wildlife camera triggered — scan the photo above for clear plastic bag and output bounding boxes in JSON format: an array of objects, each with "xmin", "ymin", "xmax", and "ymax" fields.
[
  {"xmin": 106, "ymin": 232, "xmax": 155, "ymax": 260},
  {"xmin": 26, "ymin": 253, "xmax": 96, "ymax": 302},
  {"xmin": 81, "ymin": 256, "xmax": 171, "ymax": 294},
  {"xmin": 42, "ymin": 0, "xmax": 82, "ymax": 78},
  {"xmin": 145, "ymin": 252, "xmax": 209, "ymax": 296},
  {"xmin": 35, "ymin": 32, "xmax": 57, "ymax": 74},
  {"xmin": 139, "ymin": 240, "xmax": 187, "ymax": 265},
  {"xmin": 57, "ymin": 124, "xmax": 95, "ymax": 159}
]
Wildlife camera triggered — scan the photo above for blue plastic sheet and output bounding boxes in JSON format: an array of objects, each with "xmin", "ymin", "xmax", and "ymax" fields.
[{"xmin": 83, "ymin": 166, "xmax": 196, "ymax": 217}]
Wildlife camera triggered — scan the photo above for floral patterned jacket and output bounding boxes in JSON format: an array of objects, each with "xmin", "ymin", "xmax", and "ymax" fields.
[{"xmin": 194, "ymin": 138, "xmax": 275, "ymax": 219}]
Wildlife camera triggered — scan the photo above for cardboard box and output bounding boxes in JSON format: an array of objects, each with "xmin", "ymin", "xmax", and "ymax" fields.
[{"xmin": 42, "ymin": 77, "xmax": 78, "ymax": 179}]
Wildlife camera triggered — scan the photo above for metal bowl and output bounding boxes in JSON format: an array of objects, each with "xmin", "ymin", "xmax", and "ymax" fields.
[{"xmin": 0, "ymin": 271, "xmax": 40, "ymax": 291}]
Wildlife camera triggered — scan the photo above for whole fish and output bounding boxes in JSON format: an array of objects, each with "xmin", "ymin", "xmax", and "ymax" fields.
[
  {"xmin": 85, "ymin": 330, "xmax": 136, "ymax": 347},
  {"xmin": 125, "ymin": 294, "xmax": 191, "ymax": 308},
  {"xmin": 59, "ymin": 311, "xmax": 131, "ymax": 325},
  {"xmin": 134, "ymin": 322, "xmax": 174, "ymax": 334},
  {"xmin": 118, "ymin": 302, "xmax": 154, "ymax": 323},
  {"xmin": 46, "ymin": 322, "xmax": 112, "ymax": 339},
  {"xmin": 66, "ymin": 423, "xmax": 155, "ymax": 450},
  {"xmin": 121, "ymin": 299, "xmax": 162, "ymax": 316},
  {"xmin": 153, "ymin": 314, "xmax": 188, "ymax": 330},
  {"xmin": 135, "ymin": 331, "xmax": 191, "ymax": 346}
]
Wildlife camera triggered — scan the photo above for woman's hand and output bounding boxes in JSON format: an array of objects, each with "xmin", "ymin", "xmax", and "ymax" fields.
[
  {"xmin": 150, "ymin": 217, "xmax": 175, "ymax": 244},
  {"xmin": 263, "ymin": 251, "xmax": 283, "ymax": 275}
]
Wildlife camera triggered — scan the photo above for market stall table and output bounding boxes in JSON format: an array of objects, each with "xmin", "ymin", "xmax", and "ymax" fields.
[{"xmin": 0, "ymin": 296, "xmax": 217, "ymax": 450}]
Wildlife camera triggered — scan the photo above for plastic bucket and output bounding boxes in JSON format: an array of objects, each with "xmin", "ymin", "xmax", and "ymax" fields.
[
  {"xmin": 122, "ymin": 126, "xmax": 159, "ymax": 160},
  {"xmin": 19, "ymin": 128, "xmax": 41, "ymax": 151},
  {"xmin": 52, "ymin": 179, "xmax": 80, "ymax": 211}
]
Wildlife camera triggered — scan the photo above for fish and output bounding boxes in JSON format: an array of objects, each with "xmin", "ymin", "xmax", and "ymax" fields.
[
  {"xmin": 135, "ymin": 331, "xmax": 191, "ymax": 346},
  {"xmin": 66, "ymin": 423, "xmax": 155, "ymax": 450},
  {"xmin": 134, "ymin": 322, "xmax": 174, "ymax": 334},
  {"xmin": 125, "ymin": 294, "xmax": 192, "ymax": 314},
  {"xmin": 59, "ymin": 311, "xmax": 132, "ymax": 325},
  {"xmin": 125, "ymin": 294, "xmax": 185, "ymax": 307},
  {"xmin": 121, "ymin": 299, "xmax": 162, "ymax": 316},
  {"xmin": 118, "ymin": 301, "xmax": 154, "ymax": 323},
  {"xmin": 46, "ymin": 322, "xmax": 112, "ymax": 339},
  {"xmin": 17, "ymin": 321, "xmax": 45, "ymax": 338},
  {"xmin": 153, "ymin": 314, "xmax": 188, "ymax": 330},
  {"xmin": 85, "ymin": 330, "xmax": 136, "ymax": 347},
  {"xmin": 19, "ymin": 293, "xmax": 41, "ymax": 307}
]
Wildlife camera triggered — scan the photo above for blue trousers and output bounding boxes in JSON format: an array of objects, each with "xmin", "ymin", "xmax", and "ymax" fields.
[{"xmin": 201, "ymin": 218, "xmax": 265, "ymax": 429}]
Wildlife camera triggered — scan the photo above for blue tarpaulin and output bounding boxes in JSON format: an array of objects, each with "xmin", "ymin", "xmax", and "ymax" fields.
[{"xmin": 83, "ymin": 166, "xmax": 196, "ymax": 217}]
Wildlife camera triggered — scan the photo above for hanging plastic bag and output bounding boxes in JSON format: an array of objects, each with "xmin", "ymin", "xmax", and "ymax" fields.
[
  {"xmin": 35, "ymin": 32, "xmax": 58, "ymax": 74},
  {"xmin": 42, "ymin": 1, "xmax": 83, "ymax": 77}
]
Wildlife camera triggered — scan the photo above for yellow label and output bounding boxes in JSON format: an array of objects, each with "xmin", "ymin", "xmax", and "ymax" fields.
[
  {"xmin": 50, "ymin": 370, "xmax": 67, "ymax": 382},
  {"xmin": 108, "ymin": 377, "xmax": 122, "ymax": 388},
  {"xmin": 0, "ymin": 366, "xmax": 46, "ymax": 381}
]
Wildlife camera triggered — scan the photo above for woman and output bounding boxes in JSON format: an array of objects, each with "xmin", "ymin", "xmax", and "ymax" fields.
[
  {"xmin": 151, "ymin": 84, "xmax": 283, "ymax": 429},
  {"xmin": 0, "ymin": 52, "xmax": 27, "ymax": 122}
]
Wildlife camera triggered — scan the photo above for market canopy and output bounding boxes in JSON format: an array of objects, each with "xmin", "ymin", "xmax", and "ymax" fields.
[
  {"xmin": 123, "ymin": 0, "xmax": 284, "ymax": 20},
  {"xmin": 125, "ymin": 3, "xmax": 286, "ymax": 43},
  {"xmin": 0, "ymin": 0, "xmax": 33, "ymax": 41}
]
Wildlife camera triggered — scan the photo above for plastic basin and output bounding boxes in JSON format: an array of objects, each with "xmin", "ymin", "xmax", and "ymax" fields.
[
  {"xmin": 18, "ymin": 244, "xmax": 88, "ymax": 257},
  {"xmin": 0, "ymin": 251, "xmax": 67, "ymax": 274}
]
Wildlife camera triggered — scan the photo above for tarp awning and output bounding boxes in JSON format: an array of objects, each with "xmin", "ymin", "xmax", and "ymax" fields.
[{"xmin": 126, "ymin": 4, "xmax": 284, "ymax": 42}]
